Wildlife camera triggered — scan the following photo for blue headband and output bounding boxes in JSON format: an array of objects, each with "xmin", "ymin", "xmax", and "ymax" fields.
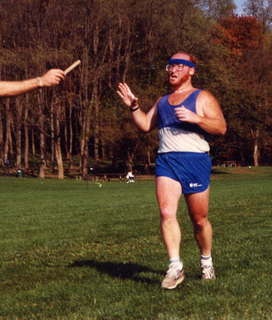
[{"xmin": 168, "ymin": 58, "xmax": 195, "ymax": 68}]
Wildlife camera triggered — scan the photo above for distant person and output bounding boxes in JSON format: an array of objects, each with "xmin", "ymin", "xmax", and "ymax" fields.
[
  {"xmin": 126, "ymin": 171, "xmax": 135, "ymax": 183},
  {"xmin": 117, "ymin": 52, "xmax": 226, "ymax": 289},
  {"xmin": 0, "ymin": 69, "xmax": 65, "ymax": 97}
]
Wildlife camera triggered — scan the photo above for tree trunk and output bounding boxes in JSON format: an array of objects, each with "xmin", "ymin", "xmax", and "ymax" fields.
[
  {"xmin": 0, "ymin": 109, "xmax": 3, "ymax": 166},
  {"xmin": 81, "ymin": 102, "xmax": 91, "ymax": 178},
  {"xmin": 55, "ymin": 142, "xmax": 64, "ymax": 179},
  {"xmin": 100, "ymin": 132, "xmax": 106, "ymax": 160},
  {"xmin": 79, "ymin": 43, "xmax": 90, "ymax": 178},
  {"xmin": 126, "ymin": 151, "xmax": 134, "ymax": 172},
  {"xmin": 67, "ymin": 104, "xmax": 73, "ymax": 170},
  {"xmin": 80, "ymin": 110, "xmax": 87, "ymax": 176},
  {"xmin": 50, "ymin": 103, "xmax": 55, "ymax": 165},
  {"xmin": 4, "ymin": 98, "xmax": 11, "ymax": 164},
  {"xmin": 38, "ymin": 92, "xmax": 46, "ymax": 178},
  {"xmin": 147, "ymin": 148, "xmax": 151, "ymax": 166},
  {"xmin": 23, "ymin": 98, "xmax": 30, "ymax": 171},
  {"xmin": 15, "ymin": 98, "xmax": 23, "ymax": 169},
  {"xmin": 93, "ymin": 84, "xmax": 100, "ymax": 161},
  {"xmin": 31, "ymin": 128, "xmax": 36, "ymax": 156},
  {"xmin": 251, "ymin": 128, "xmax": 260, "ymax": 167},
  {"xmin": 54, "ymin": 108, "xmax": 64, "ymax": 180}
]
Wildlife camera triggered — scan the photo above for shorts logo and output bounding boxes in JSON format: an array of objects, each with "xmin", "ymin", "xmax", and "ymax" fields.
[{"xmin": 189, "ymin": 183, "xmax": 202, "ymax": 188}]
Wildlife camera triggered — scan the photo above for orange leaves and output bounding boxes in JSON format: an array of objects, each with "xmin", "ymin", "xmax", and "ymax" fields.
[{"xmin": 212, "ymin": 16, "xmax": 263, "ymax": 57}]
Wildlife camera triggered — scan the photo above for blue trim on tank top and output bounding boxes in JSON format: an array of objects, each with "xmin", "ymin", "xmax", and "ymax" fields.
[{"xmin": 157, "ymin": 151, "xmax": 209, "ymax": 156}]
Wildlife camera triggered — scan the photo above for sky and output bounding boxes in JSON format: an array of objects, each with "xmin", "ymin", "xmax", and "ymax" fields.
[{"xmin": 234, "ymin": 0, "xmax": 246, "ymax": 14}]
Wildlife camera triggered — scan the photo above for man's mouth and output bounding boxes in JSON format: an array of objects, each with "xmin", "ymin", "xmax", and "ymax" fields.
[
  {"xmin": 169, "ymin": 73, "xmax": 178, "ymax": 80},
  {"xmin": 169, "ymin": 75, "xmax": 178, "ymax": 81}
]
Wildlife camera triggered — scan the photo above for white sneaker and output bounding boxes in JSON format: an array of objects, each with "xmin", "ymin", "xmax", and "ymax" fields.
[
  {"xmin": 201, "ymin": 265, "xmax": 216, "ymax": 280},
  {"xmin": 161, "ymin": 263, "xmax": 185, "ymax": 289}
]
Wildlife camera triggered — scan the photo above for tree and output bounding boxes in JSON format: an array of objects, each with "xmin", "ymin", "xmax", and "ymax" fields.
[
  {"xmin": 213, "ymin": 15, "xmax": 272, "ymax": 165},
  {"xmin": 197, "ymin": 0, "xmax": 236, "ymax": 19},
  {"xmin": 244, "ymin": 0, "xmax": 272, "ymax": 31},
  {"xmin": 1, "ymin": 0, "xmax": 271, "ymax": 177}
]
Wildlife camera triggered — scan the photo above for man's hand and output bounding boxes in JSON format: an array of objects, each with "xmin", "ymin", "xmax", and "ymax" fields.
[
  {"xmin": 175, "ymin": 106, "xmax": 201, "ymax": 124},
  {"xmin": 39, "ymin": 69, "xmax": 65, "ymax": 87},
  {"xmin": 117, "ymin": 82, "xmax": 138, "ymax": 108}
]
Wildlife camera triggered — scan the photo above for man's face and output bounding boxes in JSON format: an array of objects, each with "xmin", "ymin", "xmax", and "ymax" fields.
[{"xmin": 166, "ymin": 54, "xmax": 194, "ymax": 87}]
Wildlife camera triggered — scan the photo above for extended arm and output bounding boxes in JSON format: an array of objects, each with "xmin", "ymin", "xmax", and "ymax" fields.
[
  {"xmin": 0, "ymin": 69, "xmax": 65, "ymax": 97},
  {"xmin": 117, "ymin": 82, "xmax": 157, "ymax": 132},
  {"xmin": 175, "ymin": 90, "xmax": 227, "ymax": 135}
]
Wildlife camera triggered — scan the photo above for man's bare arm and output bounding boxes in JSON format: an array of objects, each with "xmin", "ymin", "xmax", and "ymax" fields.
[
  {"xmin": 0, "ymin": 69, "xmax": 65, "ymax": 97},
  {"xmin": 117, "ymin": 82, "xmax": 158, "ymax": 132},
  {"xmin": 175, "ymin": 90, "xmax": 227, "ymax": 135}
]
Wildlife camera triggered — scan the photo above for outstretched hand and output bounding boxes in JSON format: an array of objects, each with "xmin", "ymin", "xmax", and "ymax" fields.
[
  {"xmin": 117, "ymin": 82, "xmax": 138, "ymax": 108},
  {"xmin": 39, "ymin": 69, "xmax": 65, "ymax": 87}
]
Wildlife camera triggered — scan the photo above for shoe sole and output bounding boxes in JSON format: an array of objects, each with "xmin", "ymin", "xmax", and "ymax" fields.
[
  {"xmin": 202, "ymin": 276, "xmax": 216, "ymax": 280},
  {"xmin": 161, "ymin": 273, "xmax": 185, "ymax": 290}
]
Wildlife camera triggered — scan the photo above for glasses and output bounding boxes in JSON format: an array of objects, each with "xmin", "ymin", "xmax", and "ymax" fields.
[{"xmin": 165, "ymin": 64, "xmax": 186, "ymax": 72}]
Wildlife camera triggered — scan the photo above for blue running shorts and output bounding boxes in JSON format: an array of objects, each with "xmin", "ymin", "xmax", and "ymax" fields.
[{"xmin": 155, "ymin": 152, "xmax": 212, "ymax": 194}]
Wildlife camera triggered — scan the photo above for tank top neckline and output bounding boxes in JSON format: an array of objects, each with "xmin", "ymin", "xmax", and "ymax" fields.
[{"xmin": 167, "ymin": 88, "xmax": 201, "ymax": 107}]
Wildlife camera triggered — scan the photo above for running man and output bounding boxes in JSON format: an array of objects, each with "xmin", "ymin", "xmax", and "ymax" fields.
[
  {"xmin": 117, "ymin": 52, "xmax": 227, "ymax": 289},
  {"xmin": 0, "ymin": 69, "xmax": 65, "ymax": 96}
]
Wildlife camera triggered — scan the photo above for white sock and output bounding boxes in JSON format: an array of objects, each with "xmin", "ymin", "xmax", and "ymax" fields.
[
  {"xmin": 201, "ymin": 255, "xmax": 213, "ymax": 267},
  {"xmin": 169, "ymin": 257, "xmax": 183, "ymax": 270}
]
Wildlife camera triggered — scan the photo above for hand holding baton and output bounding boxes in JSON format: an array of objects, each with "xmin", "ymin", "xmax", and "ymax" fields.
[{"xmin": 64, "ymin": 60, "xmax": 81, "ymax": 75}]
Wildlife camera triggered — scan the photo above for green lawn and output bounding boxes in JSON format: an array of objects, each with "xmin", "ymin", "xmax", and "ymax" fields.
[{"xmin": 0, "ymin": 167, "xmax": 271, "ymax": 320}]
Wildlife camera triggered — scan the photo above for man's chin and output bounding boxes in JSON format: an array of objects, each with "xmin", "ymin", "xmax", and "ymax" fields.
[
  {"xmin": 169, "ymin": 77, "xmax": 179, "ymax": 85},
  {"xmin": 169, "ymin": 74, "xmax": 190, "ymax": 87}
]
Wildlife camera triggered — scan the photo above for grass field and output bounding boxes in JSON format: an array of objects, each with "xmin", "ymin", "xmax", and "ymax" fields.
[{"xmin": 0, "ymin": 167, "xmax": 272, "ymax": 320}]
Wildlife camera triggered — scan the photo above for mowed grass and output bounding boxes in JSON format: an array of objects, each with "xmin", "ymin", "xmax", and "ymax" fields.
[{"xmin": 0, "ymin": 167, "xmax": 271, "ymax": 320}]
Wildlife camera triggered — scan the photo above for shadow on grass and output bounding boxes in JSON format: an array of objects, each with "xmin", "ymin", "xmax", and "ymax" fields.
[
  {"xmin": 211, "ymin": 168, "xmax": 230, "ymax": 174},
  {"xmin": 69, "ymin": 260, "xmax": 161, "ymax": 284}
]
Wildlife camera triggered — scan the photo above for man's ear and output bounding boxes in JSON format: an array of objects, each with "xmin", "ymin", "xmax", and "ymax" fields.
[{"xmin": 189, "ymin": 68, "xmax": 195, "ymax": 76}]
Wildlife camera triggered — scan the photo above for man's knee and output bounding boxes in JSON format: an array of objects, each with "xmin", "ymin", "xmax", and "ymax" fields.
[
  {"xmin": 192, "ymin": 215, "xmax": 209, "ymax": 232},
  {"xmin": 160, "ymin": 207, "xmax": 176, "ymax": 221}
]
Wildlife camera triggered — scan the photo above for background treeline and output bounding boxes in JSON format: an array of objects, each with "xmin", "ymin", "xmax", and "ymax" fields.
[{"xmin": 0, "ymin": 0, "xmax": 272, "ymax": 179}]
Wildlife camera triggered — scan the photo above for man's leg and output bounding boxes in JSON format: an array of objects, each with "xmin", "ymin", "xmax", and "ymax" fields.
[
  {"xmin": 185, "ymin": 188, "xmax": 215, "ymax": 279},
  {"xmin": 156, "ymin": 176, "xmax": 182, "ymax": 258},
  {"xmin": 156, "ymin": 176, "xmax": 185, "ymax": 289},
  {"xmin": 185, "ymin": 188, "xmax": 212, "ymax": 255}
]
